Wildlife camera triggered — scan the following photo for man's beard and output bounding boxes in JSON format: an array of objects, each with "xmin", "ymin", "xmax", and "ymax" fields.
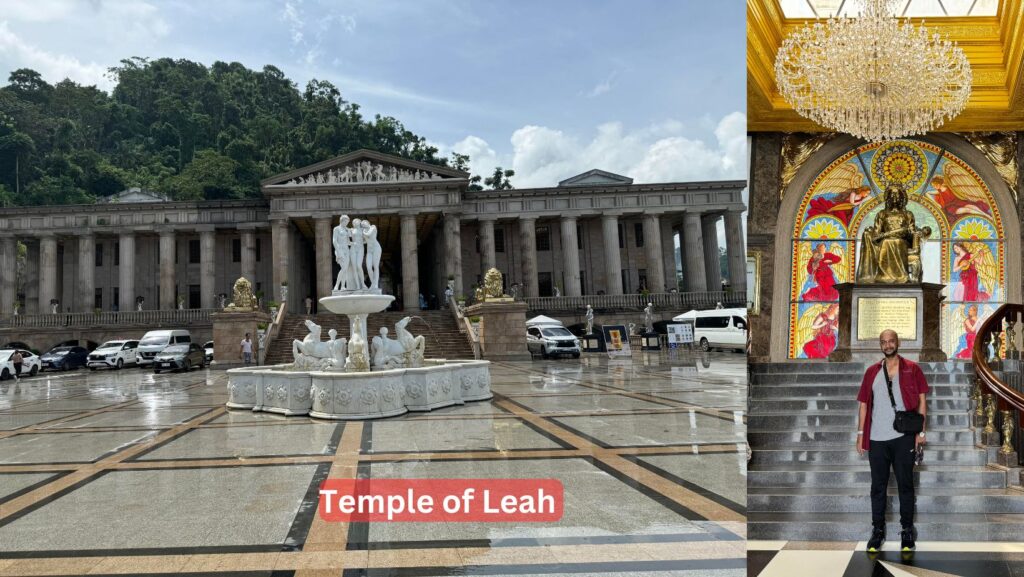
[{"xmin": 883, "ymin": 348, "xmax": 898, "ymax": 358}]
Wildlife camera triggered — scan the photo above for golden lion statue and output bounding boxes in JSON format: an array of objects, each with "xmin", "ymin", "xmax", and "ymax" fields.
[
  {"xmin": 474, "ymin": 268, "xmax": 510, "ymax": 302},
  {"xmin": 225, "ymin": 277, "xmax": 256, "ymax": 312}
]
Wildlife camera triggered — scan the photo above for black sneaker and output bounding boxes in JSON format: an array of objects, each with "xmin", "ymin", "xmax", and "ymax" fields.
[
  {"xmin": 900, "ymin": 526, "xmax": 916, "ymax": 551},
  {"xmin": 867, "ymin": 526, "xmax": 886, "ymax": 552}
]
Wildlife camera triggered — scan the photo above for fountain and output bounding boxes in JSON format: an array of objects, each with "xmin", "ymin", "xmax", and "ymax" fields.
[{"xmin": 225, "ymin": 215, "xmax": 492, "ymax": 419}]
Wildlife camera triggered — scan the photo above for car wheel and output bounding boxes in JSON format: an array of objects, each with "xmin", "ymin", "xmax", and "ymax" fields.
[
  {"xmin": 540, "ymin": 346, "xmax": 549, "ymax": 359},
  {"xmin": 1, "ymin": 369, "xmax": 8, "ymax": 380},
  {"xmin": 700, "ymin": 338, "xmax": 710, "ymax": 352},
  {"xmin": 60, "ymin": 362, "xmax": 67, "ymax": 371},
  {"xmin": 184, "ymin": 359, "xmax": 191, "ymax": 372},
  {"xmin": 29, "ymin": 365, "xmax": 38, "ymax": 376},
  {"xmin": 116, "ymin": 359, "xmax": 123, "ymax": 370},
  {"xmin": 89, "ymin": 366, "xmax": 96, "ymax": 371},
  {"xmin": 573, "ymin": 353, "xmax": 580, "ymax": 359}
]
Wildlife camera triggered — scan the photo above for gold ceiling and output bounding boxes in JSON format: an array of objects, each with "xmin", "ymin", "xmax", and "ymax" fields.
[{"xmin": 748, "ymin": 0, "xmax": 1024, "ymax": 132}]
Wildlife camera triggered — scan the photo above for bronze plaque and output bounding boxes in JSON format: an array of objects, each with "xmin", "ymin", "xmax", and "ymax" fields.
[{"xmin": 856, "ymin": 297, "xmax": 917, "ymax": 341}]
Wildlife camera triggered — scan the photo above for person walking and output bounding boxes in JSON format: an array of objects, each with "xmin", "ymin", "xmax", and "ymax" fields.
[
  {"xmin": 856, "ymin": 329, "xmax": 929, "ymax": 552},
  {"xmin": 305, "ymin": 296, "xmax": 313, "ymax": 315},
  {"xmin": 11, "ymin": 350, "xmax": 22, "ymax": 380},
  {"xmin": 240, "ymin": 333, "xmax": 254, "ymax": 366}
]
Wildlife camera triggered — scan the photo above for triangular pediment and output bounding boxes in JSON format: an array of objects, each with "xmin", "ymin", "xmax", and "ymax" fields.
[
  {"xmin": 558, "ymin": 169, "xmax": 633, "ymax": 187},
  {"xmin": 261, "ymin": 149, "xmax": 469, "ymax": 187},
  {"xmin": 99, "ymin": 187, "xmax": 171, "ymax": 203}
]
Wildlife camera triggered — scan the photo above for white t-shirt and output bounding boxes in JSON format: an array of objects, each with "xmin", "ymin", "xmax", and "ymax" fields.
[{"xmin": 240, "ymin": 339, "xmax": 253, "ymax": 354}]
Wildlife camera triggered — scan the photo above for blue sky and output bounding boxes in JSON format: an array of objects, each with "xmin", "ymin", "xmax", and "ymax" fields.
[{"xmin": 0, "ymin": 0, "xmax": 746, "ymax": 191}]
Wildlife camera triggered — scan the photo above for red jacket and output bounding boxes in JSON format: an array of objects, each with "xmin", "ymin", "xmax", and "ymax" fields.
[{"xmin": 856, "ymin": 356, "xmax": 930, "ymax": 450}]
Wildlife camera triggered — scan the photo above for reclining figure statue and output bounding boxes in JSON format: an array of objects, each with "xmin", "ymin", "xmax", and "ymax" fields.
[
  {"xmin": 370, "ymin": 317, "xmax": 426, "ymax": 369},
  {"xmin": 292, "ymin": 319, "xmax": 346, "ymax": 370}
]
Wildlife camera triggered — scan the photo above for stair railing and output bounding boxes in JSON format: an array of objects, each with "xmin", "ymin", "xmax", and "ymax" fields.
[
  {"xmin": 258, "ymin": 301, "xmax": 287, "ymax": 366},
  {"xmin": 449, "ymin": 296, "xmax": 481, "ymax": 359},
  {"xmin": 972, "ymin": 303, "xmax": 1024, "ymax": 463}
]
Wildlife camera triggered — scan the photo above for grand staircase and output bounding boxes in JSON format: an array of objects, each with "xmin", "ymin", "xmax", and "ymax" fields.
[
  {"xmin": 748, "ymin": 360, "xmax": 1024, "ymax": 541},
  {"xmin": 264, "ymin": 311, "xmax": 475, "ymax": 365}
]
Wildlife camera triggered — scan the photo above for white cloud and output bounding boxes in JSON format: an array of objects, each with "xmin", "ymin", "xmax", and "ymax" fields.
[
  {"xmin": 281, "ymin": 2, "xmax": 305, "ymax": 46},
  {"xmin": 584, "ymin": 70, "xmax": 618, "ymax": 98},
  {"xmin": 0, "ymin": 21, "xmax": 112, "ymax": 90}
]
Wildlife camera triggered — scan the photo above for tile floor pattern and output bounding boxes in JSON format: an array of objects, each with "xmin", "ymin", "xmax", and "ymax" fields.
[
  {"xmin": 748, "ymin": 541, "xmax": 1024, "ymax": 576},
  {"xmin": 0, "ymin": 350, "xmax": 746, "ymax": 576}
]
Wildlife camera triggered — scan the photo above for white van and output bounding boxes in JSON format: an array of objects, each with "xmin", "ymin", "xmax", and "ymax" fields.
[
  {"xmin": 673, "ymin": 308, "xmax": 747, "ymax": 352},
  {"xmin": 136, "ymin": 330, "xmax": 191, "ymax": 366}
]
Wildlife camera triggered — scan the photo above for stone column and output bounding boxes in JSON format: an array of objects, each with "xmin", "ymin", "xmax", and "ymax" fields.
[
  {"xmin": 314, "ymin": 217, "xmax": 333, "ymax": 300},
  {"xmin": 683, "ymin": 212, "xmax": 707, "ymax": 293},
  {"xmin": 38, "ymin": 235, "xmax": 58, "ymax": 312},
  {"xmin": 725, "ymin": 210, "xmax": 747, "ymax": 292},
  {"xmin": 401, "ymin": 213, "xmax": 419, "ymax": 311},
  {"xmin": 601, "ymin": 214, "xmax": 623, "ymax": 295},
  {"xmin": 78, "ymin": 234, "xmax": 95, "ymax": 312},
  {"xmin": 0, "ymin": 237, "xmax": 14, "ymax": 314},
  {"xmin": 643, "ymin": 214, "xmax": 666, "ymax": 293},
  {"xmin": 479, "ymin": 218, "xmax": 496, "ymax": 276},
  {"xmin": 118, "ymin": 232, "xmax": 135, "ymax": 312},
  {"xmin": 240, "ymin": 228, "xmax": 256, "ymax": 286},
  {"xmin": 271, "ymin": 219, "xmax": 290, "ymax": 302},
  {"xmin": 702, "ymin": 214, "xmax": 722, "ymax": 291},
  {"xmin": 518, "ymin": 217, "xmax": 539, "ymax": 298},
  {"xmin": 159, "ymin": 230, "xmax": 176, "ymax": 310},
  {"xmin": 443, "ymin": 213, "xmax": 463, "ymax": 297},
  {"xmin": 560, "ymin": 216, "xmax": 582, "ymax": 296},
  {"xmin": 200, "ymin": 228, "xmax": 216, "ymax": 309}
]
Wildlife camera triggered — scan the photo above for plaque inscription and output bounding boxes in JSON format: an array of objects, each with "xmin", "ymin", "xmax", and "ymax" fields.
[{"xmin": 856, "ymin": 297, "xmax": 917, "ymax": 341}]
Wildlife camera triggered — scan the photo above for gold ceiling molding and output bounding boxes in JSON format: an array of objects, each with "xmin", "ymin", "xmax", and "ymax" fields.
[
  {"xmin": 779, "ymin": 133, "xmax": 839, "ymax": 198},
  {"xmin": 748, "ymin": 0, "xmax": 1024, "ymax": 132},
  {"xmin": 960, "ymin": 131, "xmax": 1019, "ymax": 201}
]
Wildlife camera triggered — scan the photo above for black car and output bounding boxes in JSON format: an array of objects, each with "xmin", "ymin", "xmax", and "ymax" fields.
[
  {"xmin": 40, "ymin": 346, "xmax": 89, "ymax": 371},
  {"xmin": 153, "ymin": 343, "xmax": 207, "ymax": 373}
]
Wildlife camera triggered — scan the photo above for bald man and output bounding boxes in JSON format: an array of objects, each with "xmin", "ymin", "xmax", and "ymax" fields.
[{"xmin": 856, "ymin": 329, "xmax": 929, "ymax": 552}]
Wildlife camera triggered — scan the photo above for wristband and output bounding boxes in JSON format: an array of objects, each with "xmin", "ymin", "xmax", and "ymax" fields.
[{"xmin": 856, "ymin": 431, "xmax": 863, "ymax": 435}]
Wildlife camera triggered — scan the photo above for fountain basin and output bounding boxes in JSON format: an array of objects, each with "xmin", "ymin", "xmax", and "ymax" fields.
[
  {"xmin": 319, "ymin": 293, "xmax": 394, "ymax": 315},
  {"xmin": 225, "ymin": 359, "xmax": 491, "ymax": 420}
]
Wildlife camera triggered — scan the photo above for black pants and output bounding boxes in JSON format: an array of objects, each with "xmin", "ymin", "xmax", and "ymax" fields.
[
  {"xmin": 868, "ymin": 433, "xmax": 916, "ymax": 528},
  {"xmin": 13, "ymin": 363, "xmax": 22, "ymax": 377}
]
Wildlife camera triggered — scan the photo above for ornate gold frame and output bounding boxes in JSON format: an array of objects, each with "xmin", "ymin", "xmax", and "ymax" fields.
[{"xmin": 747, "ymin": 250, "xmax": 762, "ymax": 316}]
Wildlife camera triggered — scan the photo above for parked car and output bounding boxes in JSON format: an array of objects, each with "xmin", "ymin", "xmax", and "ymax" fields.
[
  {"xmin": 0, "ymin": 349, "xmax": 41, "ymax": 379},
  {"xmin": 40, "ymin": 345, "xmax": 89, "ymax": 371},
  {"xmin": 153, "ymin": 342, "xmax": 207, "ymax": 373},
  {"xmin": 203, "ymin": 341, "xmax": 214, "ymax": 363},
  {"xmin": 673, "ymin": 308, "xmax": 747, "ymax": 352},
  {"xmin": 527, "ymin": 326, "xmax": 581, "ymax": 359},
  {"xmin": 87, "ymin": 340, "xmax": 140, "ymax": 370},
  {"xmin": 137, "ymin": 330, "xmax": 191, "ymax": 367}
]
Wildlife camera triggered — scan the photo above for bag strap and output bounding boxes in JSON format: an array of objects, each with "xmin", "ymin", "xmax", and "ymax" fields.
[{"xmin": 882, "ymin": 362, "xmax": 898, "ymax": 411}]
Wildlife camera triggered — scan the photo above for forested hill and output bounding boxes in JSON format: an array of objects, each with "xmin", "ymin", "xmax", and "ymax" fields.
[{"xmin": 0, "ymin": 57, "xmax": 468, "ymax": 207}]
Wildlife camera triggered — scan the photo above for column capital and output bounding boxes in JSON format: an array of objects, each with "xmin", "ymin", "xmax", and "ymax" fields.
[
  {"xmin": 313, "ymin": 215, "xmax": 334, "ymax": 223},
  {"xmin": 600, "ymin": 212, "xmax": 622, "ymax": 220}
]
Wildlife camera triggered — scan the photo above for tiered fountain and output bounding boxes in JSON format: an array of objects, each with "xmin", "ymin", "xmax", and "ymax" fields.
[{"xmin": 225, "ymin": 215, "xmax": 491, "ymax": 419}]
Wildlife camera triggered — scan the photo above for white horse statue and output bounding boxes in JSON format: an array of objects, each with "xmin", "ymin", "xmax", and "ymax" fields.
[
  {"xmin": 371, "ymin": 327, "xmax": 405, "ymax": 369},
  {"xmin": 396, "ymin": 317, "xmax": 426, "ymax": 368},
  {"xmin": 292, "ymin": 320, "xmax": 346, "ymax": 370}
]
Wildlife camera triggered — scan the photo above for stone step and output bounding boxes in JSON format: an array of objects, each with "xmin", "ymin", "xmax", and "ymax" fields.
[
  {"xmin": 748, "ymin": 512, "xmax": 1024, "ymax": 542},
  {"xmin": 753, "ymin": 373, "xmax": 972, "ymax": 385},
  {"xmin": 751, "ymin": 445, "xmax": 988, "ymax": 466},
  {"xmin": 750, "ymin": 362, "xmax": 974, "ymax": 374},
  {"xmin": 749, "ymin": 412, "xmax": 971, "ymax": 430},
  {"xmin": 748, "ymin": 465, "xmax": 1009, "ymax": 489},
  {"xmin": 748, "ymin": 429, "xmax": 976, "ymax": 447},
  {"xmin": 748, "ymin": 398, "xmax": 971, "ymax": 412},
  {"xmin": 750, "ymin": 385, "xmax": 967, "ymax": 399},
  {"xmin": 747, "ymin": 487, "xmax": 1024, "ymax": 514}
]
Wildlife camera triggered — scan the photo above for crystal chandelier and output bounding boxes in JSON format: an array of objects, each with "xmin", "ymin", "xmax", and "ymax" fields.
[{"xmin": 774, "ymin": 0, "xmax": 972, "ymax": 142}]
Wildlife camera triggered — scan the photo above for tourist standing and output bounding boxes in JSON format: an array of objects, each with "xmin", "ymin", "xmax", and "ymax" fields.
[
  {"xmin": 11, "ymin": 350, "xmax": 22, "ymax": 380},
  {"xmin": 305, "ymin": 295, "xmax": 313, "ymax": 315},
  {"xmin": 240, "ymin": 334, "xmax": 254, "ymax": 365},
  {"xmin": 856, "ymin": 329, "xmax": 928, "ymax": 552}
]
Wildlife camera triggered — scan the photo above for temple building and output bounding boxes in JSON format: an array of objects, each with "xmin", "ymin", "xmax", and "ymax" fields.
[{"xmin": 0, "ymin": 149, "xmax": 746, "ymax": 316}]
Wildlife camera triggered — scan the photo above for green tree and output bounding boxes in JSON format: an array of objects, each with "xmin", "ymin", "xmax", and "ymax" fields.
[{"xmin": 484, "ymin": 166, "xmax": 515, "ymax": 190}]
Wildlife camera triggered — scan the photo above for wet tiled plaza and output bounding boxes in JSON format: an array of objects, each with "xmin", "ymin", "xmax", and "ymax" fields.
[{"xmin": 0, "ymin": 352, "xmax": 746, "ymax": 576}]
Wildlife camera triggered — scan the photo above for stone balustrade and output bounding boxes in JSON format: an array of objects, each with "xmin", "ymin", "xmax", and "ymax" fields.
[{"xmin": 2, "ymin": 308, "xmax": 219, "ymax": 328}]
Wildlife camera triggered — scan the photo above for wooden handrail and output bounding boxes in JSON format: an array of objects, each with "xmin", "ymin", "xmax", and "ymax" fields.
[{"xmin": 973, "ymin": 303, "xmax": 1024, "ymax": 412}]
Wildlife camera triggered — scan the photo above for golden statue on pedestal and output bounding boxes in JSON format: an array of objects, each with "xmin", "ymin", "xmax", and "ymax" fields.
[
  {"xmin": 856, "ymin": 184, "xmax": 932, "ymax": 284},
  {"xmin": 225, "ymin": 277, "xmax": 256, "ymax": 312},
  {"xmin": 475, "ymin": 268, "xmax": 512, "ymax": 302}
]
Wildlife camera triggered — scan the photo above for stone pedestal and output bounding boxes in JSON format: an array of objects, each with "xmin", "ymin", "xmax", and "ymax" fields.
[
  {"xmin": 212, "ymin": 310, "xmax": 270, "ymax": 367},
  {"xmin": 583, "ymin": 333, "xmax": 606, "ymax": 353},
  {"xmin": 997, "ymin": 450, "xmax": 1019, "ymax": 467},
  {"xmin": 465, "ymin": 301, "xmax": 531, "ymax": 361},
  {"xmin": 973, "ymin": 413, "xmax": 987, "ymax": 428},
  {"xmin": 829, "ymin": 282, "xmax": 946, "ymax": 362},
  {"xmin": 981, "ymin": 431, "xmax": 1002, "ymax": 446}
]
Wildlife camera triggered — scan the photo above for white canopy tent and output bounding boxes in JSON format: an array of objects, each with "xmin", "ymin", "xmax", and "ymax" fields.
[{"xmin": 525, "ymin": 315, "xmax": 565, "ymax": 327}]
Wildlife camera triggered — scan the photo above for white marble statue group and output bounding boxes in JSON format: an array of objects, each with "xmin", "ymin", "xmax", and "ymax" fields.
[
  {"xmin": 333, "ymin": 215, "xmax": 382, "ymax": 293},
  {"xmin": 286, "ymin": 161, "xmax": 443, "ymax": 186},
  {"xmin": 292, "ymin": 317, "xmax": 425, "ymax": 372}
]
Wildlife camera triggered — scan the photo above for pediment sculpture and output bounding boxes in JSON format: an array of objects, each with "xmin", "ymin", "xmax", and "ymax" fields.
[{"xmin": 285, "ymin": 160, "xmax": 446, "ymax": 186}]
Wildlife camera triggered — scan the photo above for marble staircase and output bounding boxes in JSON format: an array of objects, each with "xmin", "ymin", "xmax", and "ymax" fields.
[{"xmin": 748, "ymin": 361, "xmax": 1024, "ymax": 541}]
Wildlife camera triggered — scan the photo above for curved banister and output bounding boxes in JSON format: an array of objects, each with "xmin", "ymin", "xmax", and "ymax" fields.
[{"xmin": 972, "ymin": 303, "xmax": 1024, "ymax": 412}]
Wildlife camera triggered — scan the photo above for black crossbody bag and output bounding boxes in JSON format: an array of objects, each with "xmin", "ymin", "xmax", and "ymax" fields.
[{"xmin": 882, "ymin": 363, "xmax": 925, "ymax": 435}]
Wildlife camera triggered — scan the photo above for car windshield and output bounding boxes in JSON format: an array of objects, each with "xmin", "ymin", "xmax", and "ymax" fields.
[
  {"xmin": 140, "ymin": 336, "xmax": 169, "ymax": 347},
  {"xmin": 161, "ymin": 344, "xmax": 189, "ymax": 354},
  {"xmin": 48, "ymin": 347, "xmax": 72, "ymax": 354},
  {"xmin": 97, "ymin": 342, "xmax": 125, "ymax": 350},
  {"xmin": 541, "ymin": 328, "xmax": 573, "ymax": 338}
]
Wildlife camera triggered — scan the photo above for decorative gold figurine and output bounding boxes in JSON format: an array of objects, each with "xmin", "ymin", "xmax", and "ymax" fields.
[
  {"xmin": 971, "ymin": 377, "xmax": 983, "ymax": 417},
  {"xmin": 225, "ymin": 277, "xmax": 256, "ymax": 312},
  {"xmin": 856, "ymin": 184, "xmax": 931, "ymax": 284},
  {"xmin": 1000, "ymin": 409, "xmax": 1015, "ymax": 455},
  {"xmin": 985, "ymin": 394, "xmax": 997, "ymax": 434},
  {"xmin": 476, "ymin": 268, "xmax": 512, "ymax": 302},
  {"xmin": 1007, "ymin": 319, "xmax": 1018, "ymax": 353}
]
